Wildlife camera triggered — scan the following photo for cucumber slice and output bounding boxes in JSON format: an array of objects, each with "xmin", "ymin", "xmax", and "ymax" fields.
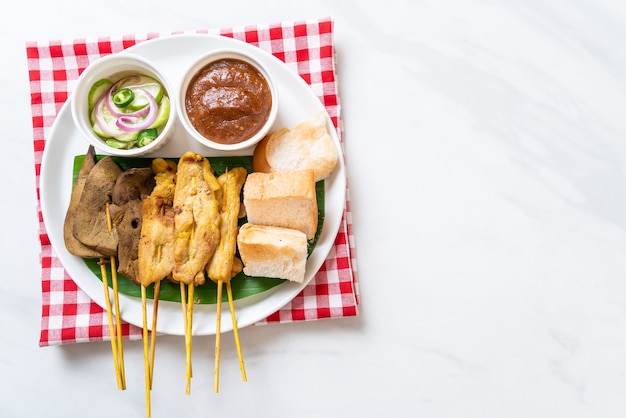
[
  {"xmin": 118, "ymin": 75, "xmax": 164, "ymax": 109},
  {"xmin": 149, "ymin": 95, "xmax": 170, "ymax": 129},
  {"xmin": 88, "ymin": 78, "xmax": 113, "ymax": 111},
  {"xmin": 91, "ymin": 104, "xmax": 113, "ymax": 138},
  {"xmin": 106, "ymin": 138, "xmax": 136, "ymax": 149},
  {"xmin": 112, "ymin": 132, "xmax": 138, "ymax": 143},
  {"xmin": 91, "ymin": 100, "xmax": 137, "ymax": 143}
]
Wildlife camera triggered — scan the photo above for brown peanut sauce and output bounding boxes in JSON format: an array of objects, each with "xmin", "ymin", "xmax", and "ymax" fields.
[{"xmin": 185, "ymin": 58, "xmax": 272, "ymax": 144}]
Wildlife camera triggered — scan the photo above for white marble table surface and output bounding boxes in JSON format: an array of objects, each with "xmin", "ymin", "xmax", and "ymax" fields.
[{"xmin": 2, "ymin": 1, "xmax": 626, "ymax": 417}]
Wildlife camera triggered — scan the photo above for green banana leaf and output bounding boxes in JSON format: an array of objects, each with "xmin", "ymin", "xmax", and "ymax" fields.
[{"xmin": 72, "ymin": 154, "xmax": 324, "ymax": 304}]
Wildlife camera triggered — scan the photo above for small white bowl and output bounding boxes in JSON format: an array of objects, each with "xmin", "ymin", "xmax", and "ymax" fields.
[
  {"xmin": 71, "ymin": 53, "xmax": 176, "ymax": 157},
  {"xmin": 178, "ymin": 48, "xmax": 278, "ymax": 152}
]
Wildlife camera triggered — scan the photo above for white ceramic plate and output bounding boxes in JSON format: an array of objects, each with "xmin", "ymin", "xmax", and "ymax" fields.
[{"xmin": 40, "ymin": 34, "xmax": 346, "ymax": 336}]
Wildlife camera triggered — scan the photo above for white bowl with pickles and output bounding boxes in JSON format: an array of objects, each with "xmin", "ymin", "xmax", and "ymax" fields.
[{"xmin": 71, "ymin": 53, "xmax": 176, "ymax": 157}]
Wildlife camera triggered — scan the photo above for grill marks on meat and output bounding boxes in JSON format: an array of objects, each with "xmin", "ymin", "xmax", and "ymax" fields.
[
  {"xmin": 66, "ymin": 150, "xmax": 230, "ymax": 289},
  {"xmin": 138, "ymin": 159, "xmax": 177, "ymax": 288},
  {"xmin": 206, "ymin": 167, "xmax": 247, "ymax": 283},
  {"xmin": 138, "ymin": 197, "xmax": 176, "ymax": 287},
  {"xmin": 172, "ymin": 152, "xmax": 221, "ymax": 286}
]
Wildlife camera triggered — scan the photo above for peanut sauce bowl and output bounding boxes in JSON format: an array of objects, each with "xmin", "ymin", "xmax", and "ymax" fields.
[
  {"xmin": 70, "ymin": 53, "xmax": 177, "ymax": 157},
  {"xmin": 178, "ymin": 48, "xmax": 278, "ymax": 152}
]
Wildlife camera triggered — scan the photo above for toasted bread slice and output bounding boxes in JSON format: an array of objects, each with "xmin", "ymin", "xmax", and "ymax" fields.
[
  {"xmin": 237, "ymin": 223, "xmax": 308, "ymax": 282},
  {"xmin": 243, "ymin": 169, "xmax": 317, "ymax": 240}
]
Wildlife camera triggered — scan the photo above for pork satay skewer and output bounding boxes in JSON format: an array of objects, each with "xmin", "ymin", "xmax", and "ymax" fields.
[
  {"xmin": 172, "ymin": 152, "xmax": 221, "ymax": 395},
  {"xmin": 137, "ymin": 158, "xmax": 177, "ymax": 414},
  {"xmin": 206, "ymin": 167, "xmax": 248, "ymax": 392}
]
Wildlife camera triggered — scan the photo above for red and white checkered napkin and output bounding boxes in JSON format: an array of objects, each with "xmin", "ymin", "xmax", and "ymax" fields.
[{"xmin": 27, "ymin": 17, "xmax": 359, "ymax": 346}]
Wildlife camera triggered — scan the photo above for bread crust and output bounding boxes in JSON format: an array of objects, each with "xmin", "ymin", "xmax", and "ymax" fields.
[
  {"xmin": 243, "ymin": 170, "xmax": 318, "ymax": 239},
  {"xmin": 252, "ymin": 129, "xmax": 285, "ymax": 173},
  {"xmin": 237, "ymin": 223, "xmax": 307, "ymax": 282},
  {"xmin": 252, "ymin": 112, "xmax": 338, "ymax": 181}
]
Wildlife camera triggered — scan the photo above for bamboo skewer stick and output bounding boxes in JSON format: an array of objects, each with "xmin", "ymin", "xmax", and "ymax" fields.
[
  {"xmin": 180, "ymin": 281, "xmax": 187, "ymax": 328},
  {"xmin": 100, "ymin": 260, "xmax": 123, "ymax": 390},
  {"xmin": 109, "ymin": 255, "xmax": 126, "ymax": 387},
  {"xmin": 141, "ymin": 285, "xmax": 152, "ymax": 418},
  {"xmin": 102, "ymin": 202, "xmax": 126, "ymax": 390},
  {"xmin": 207, "ymin": 166, "xmax": 247, "ymax": 392},
  {"xmin": 180, "ymin": 282, "xmax": 192, "ymax": 382},
  {"xmin": 185, "ymin": 283, "xmax": 195, "ymax": 395},
  {"xmin": 226, "ymin": 281, "xmax": 247, "ymax": 382},
  {"xmin": 214, "ymin": 280, "xmax": 223, "ymax": 393},
  {"xmin": 149, "ymin": 280, "xmax": 161, "ymax": 388}
]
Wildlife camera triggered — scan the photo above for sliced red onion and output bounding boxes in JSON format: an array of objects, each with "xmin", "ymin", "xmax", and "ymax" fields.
[
  {"xmin": 114, "ymin": 88, "xmax": 158, "ymax": 132},
  {"xmin": 93, "ymin": 94, "xmax": 124, "ymax": 137}
]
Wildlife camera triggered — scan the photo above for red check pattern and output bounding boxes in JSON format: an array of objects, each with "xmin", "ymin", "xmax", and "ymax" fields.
[{"xmin": 27, "ymin": 17, "xmax": 359, "ymax": 346}]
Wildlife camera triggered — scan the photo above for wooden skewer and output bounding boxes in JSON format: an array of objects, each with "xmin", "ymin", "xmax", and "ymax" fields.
[
  {"xmin": 100, "ymin": 260, "xmax": 123, "ymax": 390},
  {"xmin": 141, "ymin": 285, "xmax": 151, "ymax": 418},
  {"xmin": 180, "ymin": 282, "xmax": 192, "ymax": 382},
  {"xmin": 180, "ymin": 281, "xmax": 187, "ymax": 328},
  {"xmin": 214, "ymin": 280, "xmax": 223, "ymax": 393},
  {"xmin": 149, "ymin": 280, "xmax": 161, "ymax": 388},
  {"xmin": 185, "ymin": 283, "xmax": 195, "ymax": 395},
  {"xmin": 109, "ymin": 255, "xmax": 126, "ymax": 388},
  {"xmin": 104, "ymin": 203, "xmax": 126, "ymax": 389},
  {"xmin": 226, "ymin": 281, "xmax": 247, "ymax": 382}
]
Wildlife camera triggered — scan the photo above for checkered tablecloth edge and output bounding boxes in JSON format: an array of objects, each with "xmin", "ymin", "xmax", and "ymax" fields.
[{"xmin": 27, "ymin": 16, "xmax": 359, "ymax": 346}]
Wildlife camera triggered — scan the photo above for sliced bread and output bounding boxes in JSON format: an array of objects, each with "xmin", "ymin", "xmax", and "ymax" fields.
[
  {"xmin": 243, "ymin": 169, "xmax": 318, "ymax": 240},
  {"xmin": 236, "ymin": 223, "xmax": 308, "ymax": 283}
]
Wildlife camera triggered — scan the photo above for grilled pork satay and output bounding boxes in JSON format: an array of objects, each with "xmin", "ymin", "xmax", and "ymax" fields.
[
  {"xmin": 172, "ymin": 152, "xmax": 221, "ymax": 286},
  {"xmin": 206, "ymin": 167, "xmax": 247, "ymax": 283},
  {"xmin": 206, "ymin": 167, "xmax": 248, "ymax": 393},
  {"xmin": 138, "ymin": 158, "xmax": 177, "ymax": 288},
  {"xmin": 136, "ymin": 158, "xmax": 178, "ymax": 413}
]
